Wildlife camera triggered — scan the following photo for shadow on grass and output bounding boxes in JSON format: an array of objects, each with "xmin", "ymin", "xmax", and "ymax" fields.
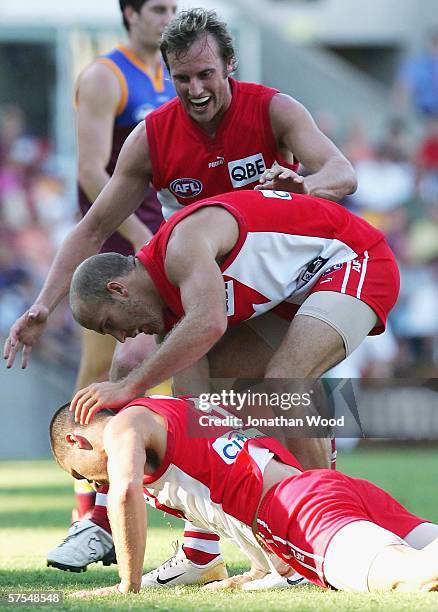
[
  {"xmin": 0, "ymin": 568, "xmax": 120, "ymax": 604},
  {"xmin": 1, "ymin": 562, "xmax": 250, "ymax": 590},
  {"xmin": 0, "ymin": 486, "xmax": 73, "ymax": 497},
  {"xmin": 0, "ymin": 506, "xmax": 183, "ymax": 530}
]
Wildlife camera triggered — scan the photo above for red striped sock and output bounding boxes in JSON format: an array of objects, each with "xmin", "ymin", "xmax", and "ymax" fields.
[
  {"xmin": 73, "ymin": 480, "xmax": 96, "ymax": 519},
  {"xmin": 75, "ymin": 492, "xmax": 95, "ymax": 518},
  {"xmin": 90, "ymin": 486, "xmax": 111, "ymax": 535},
  {"xmin": 182, "ymin": 523, "xmax": 220, "ymax": 565}
]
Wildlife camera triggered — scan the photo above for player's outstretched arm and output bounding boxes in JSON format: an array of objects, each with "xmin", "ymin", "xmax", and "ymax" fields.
[
  {"xmin": 3, "ymin": 123, "xmax": 152, "ymax": 369},
  {"xmin": 105, "ymin": 408, "xmax": 149, "ymax": 593},
  {"xmin": 71, "ymin": 407, "xmax": 149, "ymax": 598},
  {"xmin": 267, "ymin": 93, "xmax": 357, "ymax": 201}
]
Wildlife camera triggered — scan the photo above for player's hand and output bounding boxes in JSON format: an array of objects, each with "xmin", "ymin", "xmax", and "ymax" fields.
[
  {"xmin": 70, "ymin": 584, "xmax": 128, "ymax": 598},
  {"xmin": 203, "ymin": 573, "xmax": 255, "ymax": 590},
  {"xmin": 70, "ymin": 379, "xmax": 142, "ymax": 425},
  {"xmin": 255, "ymin": 161, "xmax": 308, "ymax": 194},
  {"xmin": 3, "ymin": 304, "xmax": 50, "ymax": 369}
]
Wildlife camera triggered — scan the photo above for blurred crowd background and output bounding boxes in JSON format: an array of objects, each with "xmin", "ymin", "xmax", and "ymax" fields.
[{"xmin": 0, "ymin": 0, "xmax": 437, "ymax": 457}]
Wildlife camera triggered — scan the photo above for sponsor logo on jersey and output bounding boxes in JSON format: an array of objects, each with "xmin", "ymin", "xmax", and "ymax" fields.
[
  {"xmin": 225, "ymin": 280, "xmax": 235, "ymax": 316},
  {"xmin": 209, "ymin": 156, "xmax": 225, "ymax": 168},
  {"xmin": 260, "ymin": 190, "xmax": 292, "ymax": 200},
  {"xmin": 322, "ymin": 263, "xmax": 343, "ymax": 276},
  {"xmin": 133, "ymin": 103, "xmax": 156, "ymax": 123},
  {"xmin": 212, "ymin": 431, "xmax": 248, "ymax": 464},
  {"xmin": 299, "ymin": 256, "xmax": 328, "ymax": 285},
  {"xmin": 228, "ymin": 153, "xmax": 266, "ymax": 188},
  {"xmin": 169, "ymin": 178, "xmax": 203, "ymax": 198}
]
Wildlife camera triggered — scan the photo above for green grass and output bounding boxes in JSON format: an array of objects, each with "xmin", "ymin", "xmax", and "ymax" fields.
[{"xmin": 1, "ymin": 449, "xmax": 438, "ymax": 610}]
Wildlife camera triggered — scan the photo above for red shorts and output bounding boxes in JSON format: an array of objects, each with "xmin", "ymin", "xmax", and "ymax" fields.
[
  {"xmin": 256, "ymin": 470, "xmax": 424, "ymax": 588},
  {"xmin": 310, "ymin": 238, "xmax": 400, "ymax": 334}
]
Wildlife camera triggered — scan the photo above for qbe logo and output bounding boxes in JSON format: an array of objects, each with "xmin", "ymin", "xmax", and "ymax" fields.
[
  {"xmin": 228, "ymin": 153, "xmax": 266, "ymax": 188},
  {"xmin": 170, "ymin": 178, "xmax": 203, "ymax": 198}
]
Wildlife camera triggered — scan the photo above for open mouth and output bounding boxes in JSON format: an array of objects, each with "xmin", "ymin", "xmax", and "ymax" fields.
[{"xmin": 189, "ymin": 96, "xmax": 211, "ymax": 110}]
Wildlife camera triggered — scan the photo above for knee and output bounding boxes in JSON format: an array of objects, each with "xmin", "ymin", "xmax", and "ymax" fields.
[
  {"xmin": 109, "ymin": 347, "xmax": 140, "ymax": 381},
  {"xmin": 110, "ymin": 335, "xmax": 157, "ymax": 382}
]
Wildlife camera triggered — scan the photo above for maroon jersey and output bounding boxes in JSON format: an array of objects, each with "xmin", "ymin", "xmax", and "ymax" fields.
[
  {"xmin": 146, "ymin": 78, "xmax": 299, "ymax": 220},
  {"xmin": 136, "ymin": 189, "xmax": 396, "ymax": 333},
  {"xmin": 77, "ymin": 46, "xmax": 175, "ymax": 254}
]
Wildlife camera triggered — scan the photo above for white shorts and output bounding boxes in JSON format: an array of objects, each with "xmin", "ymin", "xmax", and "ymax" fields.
[{"xmin": 323, "ymin": 520, "xmax": 405, "ymax": 591}]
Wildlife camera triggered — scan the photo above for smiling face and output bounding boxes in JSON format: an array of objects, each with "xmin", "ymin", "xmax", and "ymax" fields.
[{"xmin": 167, "ymin": 33, "xmax": 233, "ymax": 133}]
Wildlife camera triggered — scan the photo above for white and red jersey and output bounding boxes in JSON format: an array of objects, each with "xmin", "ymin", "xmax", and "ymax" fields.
[
  {"xmin": 145, "ymin": 78, "xmax": 299, "ymax": 220},
  {"xmin": 136, "ymin": 189, "xmax": 393, "ymax": 332},
  {"xmin": 122, "ymin": 395, "xmax": 302, "ymax": 571}
]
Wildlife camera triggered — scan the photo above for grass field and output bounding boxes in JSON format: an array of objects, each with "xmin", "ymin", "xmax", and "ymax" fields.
[{"xmin": 1, "ymin": 448, "xmax": 438, "ymax": 611}]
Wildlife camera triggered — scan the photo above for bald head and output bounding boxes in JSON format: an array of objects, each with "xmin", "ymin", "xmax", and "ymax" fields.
[{"xmin": 70, "ymin": 253, "xmax": 135, "ymax": 326}]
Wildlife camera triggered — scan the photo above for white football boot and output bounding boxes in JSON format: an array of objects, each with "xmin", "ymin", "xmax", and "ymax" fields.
[
  {"xmin": 242, "ymin": 571, "xmax": 310, "ymax": 590},
  {"xmin": 46, "ymin": 519, "xmax": 116, "ymax": 572},
  {"xmin": 141, "ymin": 542, "xmax": 228, "ymax": 588}
]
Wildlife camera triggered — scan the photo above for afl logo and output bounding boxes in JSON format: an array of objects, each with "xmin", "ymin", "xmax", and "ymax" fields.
[{"xmin": 170, "ymin": 178, "xmax": 203, "ymax": 198}]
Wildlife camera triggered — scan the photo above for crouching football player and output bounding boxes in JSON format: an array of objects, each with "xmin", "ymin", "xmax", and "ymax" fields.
[{"xmin": 50, "ymin": 396, "xmax": 438, "ymax": 596}]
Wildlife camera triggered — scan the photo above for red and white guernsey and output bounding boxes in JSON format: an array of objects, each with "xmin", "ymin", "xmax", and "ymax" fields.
[
  {"xmin": 136, "ymin": 189, "xmax": 390, "ymax": 332},
  {"xmin": 145, "ymin": 78, "xmax": 299, "ymax": 220},
  {"xmin": 123, "ymin": 395, "xmax": 302, "ymax": 571}
]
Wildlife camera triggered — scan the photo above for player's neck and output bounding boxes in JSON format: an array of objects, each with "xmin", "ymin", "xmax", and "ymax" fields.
[{"xmin": 125, "ymin": 40, "xmax": 162, "ymax": 73}]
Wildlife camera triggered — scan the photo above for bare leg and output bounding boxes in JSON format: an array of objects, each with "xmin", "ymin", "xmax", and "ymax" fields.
[
  {"xmin": 369, "ymin": 540, "xmax": 438, "ymax": 592},
  {"xmin": 209, "ymin": 319, "xmax": 333, "ymax": 468},
  {"xmin": 325, "ymin": 520, "xmax": 438, "ymax": 592}
]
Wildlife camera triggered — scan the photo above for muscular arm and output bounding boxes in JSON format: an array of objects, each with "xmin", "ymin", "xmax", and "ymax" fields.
[
  {"xmin": 77, "ymin": 62, "xmax": 152, "ymax": 250},
  {"xmin": 270, "ymin": 94, "xmax": 357, "ymax": 201},
  {"xmin": 4, "ymin": 123, "xmax": 152, "ymax": 368},
  {"xmin": 103, "ymin": 407, "xmax": 150, "ymax": 593},
  {"xmin": 123, "ymin": 218, "xmax": 230, "ymax": 393}
]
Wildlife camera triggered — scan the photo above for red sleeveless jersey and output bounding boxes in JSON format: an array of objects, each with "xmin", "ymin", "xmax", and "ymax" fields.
[
  {"xmin": 122, "ymin": 395, "xmax": 302, "ymax": 527},
  {"xmin": 136, "ymin": 189, "xmax": 386, "ymax": 331},
  {"xmin": 145, "ymin": 78, "xmax": 299, "ymax": 220}
]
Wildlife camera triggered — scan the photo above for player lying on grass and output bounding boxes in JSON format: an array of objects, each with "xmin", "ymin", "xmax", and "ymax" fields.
[{"xmin": 50, "ymin": 395, "xmax": 438, "ymax": 596}]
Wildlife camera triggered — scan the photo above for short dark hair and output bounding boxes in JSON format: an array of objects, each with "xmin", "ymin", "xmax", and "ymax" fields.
[
  {"xmin": 160, "ymin": 8, "xmax": 237, "ymax": 73},
  {"xmin": 49, "ymin": 403, "xmax": 112, "ymax": 471},
  {"xmin": 50, "ymin": 403, "xmax": 78, "ymax": 469},
  {"xmin": 119, "ymin": 0, "xmax": 149, "ymax": 31},
  {"xmin": 69, "ymin": 252, "xmax": 134, "ymax": 323}
]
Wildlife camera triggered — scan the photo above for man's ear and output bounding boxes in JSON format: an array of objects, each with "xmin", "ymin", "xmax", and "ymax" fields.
[
  {"xmin": 123, "ymin": 5, "xmax": 137, "ymax": 29},
  {"xmin": 106, "ymin": 281, "xmax": 129, "ymax": 298},
  {"xmin": 65, "ymin": 433, "xmax": 93, "ymax": 450}
]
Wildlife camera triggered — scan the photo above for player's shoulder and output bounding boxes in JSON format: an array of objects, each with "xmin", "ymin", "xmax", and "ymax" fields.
[
  {"xmin": 105, "ymin": 403, "xmax": 153, "ymax": 434},
  {"xmin": 234, "ymin": 78, "xmax": 278, "ymax": 98},
  {"xmin": 146, "ymin": 96, "xmax": 180, "ymax": 122},
  {"xmin": 77, "ymin": 56, "xmax": 122, "ymax": 93}
]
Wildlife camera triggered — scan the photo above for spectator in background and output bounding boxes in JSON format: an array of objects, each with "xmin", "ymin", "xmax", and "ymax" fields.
[
  {"xmin": 0, "ymin": 103, "xmax": 78, "ymax": 365},
  {"xmin": 392, "ymin": 27, "xmax": 438, "ymax": 117}
]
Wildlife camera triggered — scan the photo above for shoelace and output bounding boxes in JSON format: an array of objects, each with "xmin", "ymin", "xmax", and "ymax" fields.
[
  {"xmin": 58, "ymin": 522, "xmax": 82, "ymax": 547},
  {"xmin": 149, "ymin": 540, "xmax": 183, "ymax": 575}
]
